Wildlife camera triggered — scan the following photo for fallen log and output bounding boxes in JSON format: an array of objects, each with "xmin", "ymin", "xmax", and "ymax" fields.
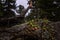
[{"xmin": 0, "ymin": 16, "xmax": 24, "ymax": 27}]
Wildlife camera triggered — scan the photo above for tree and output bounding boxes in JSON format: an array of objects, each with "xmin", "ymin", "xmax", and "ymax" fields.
[
  {"xmin": 37, "ymin": 0, "xmax": 60, "ymax": 21},
  {"xmin": 0, "ymin": 0, "xmax": 16, "ymax": 18},
  {"xmin": 0, "ymin": 0, "xmax": 33, "ymax": 27},
  {"xmin": 28, "ymin": 0, "xmax": 60, "ymax": 21},
  {"xmin": 0, "ymin": 0, "xmax": 33, "ymax": 18}
]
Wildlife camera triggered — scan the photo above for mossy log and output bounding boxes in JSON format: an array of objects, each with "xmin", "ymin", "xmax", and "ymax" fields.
[{"xmin": 0, "ymin": 19, "xmax": 60, "ymax": 40}]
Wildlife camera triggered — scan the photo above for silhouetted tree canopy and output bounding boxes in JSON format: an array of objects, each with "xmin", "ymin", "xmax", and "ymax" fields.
[
  {"xmin": 0, "ymin": 0, "xmax": 16, "ymax": 18},
  {"xmin": 27, "ymin": 0, "xmax": 60, "ymax": 21}
]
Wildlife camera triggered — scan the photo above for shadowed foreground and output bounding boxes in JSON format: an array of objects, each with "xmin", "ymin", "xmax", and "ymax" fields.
[{"xmin": 0, "ymin": 21, "xmax": 60, "ymax": 40}]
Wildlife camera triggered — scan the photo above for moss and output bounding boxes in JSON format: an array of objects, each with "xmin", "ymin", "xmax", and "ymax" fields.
[{"xmin": 26, "ymin": 19, "xmax": 55, "ymax": 40}]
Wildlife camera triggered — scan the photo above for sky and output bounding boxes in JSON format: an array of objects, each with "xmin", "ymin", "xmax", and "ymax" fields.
[
  {"xmin": 16, "ymin": 0, "xmax": 30, "ymax": 16},
  {"xmin": 16, "ymin": 0, "xmax": 28, "ymax": 9}
]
